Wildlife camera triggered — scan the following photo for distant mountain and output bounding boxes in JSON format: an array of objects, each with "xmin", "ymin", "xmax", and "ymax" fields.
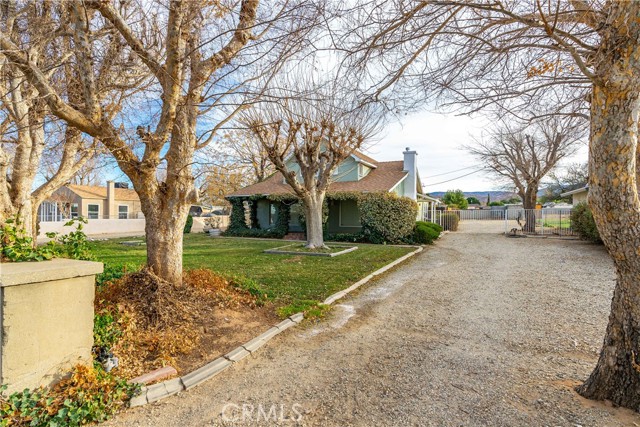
[{"xmin": 427, "ymin": 191, "xmax": 518, "ymax": 205}]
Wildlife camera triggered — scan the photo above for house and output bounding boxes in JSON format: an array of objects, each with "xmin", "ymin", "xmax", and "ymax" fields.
[
  {"xmin": 560, "ymin": 185, "xmax": 588, "ymax": 205},
  {"xmin": 38, "ymin": 181, "xmax": 142, "ymax": 221},
  {"xmin": 227, "ymin": 148, "xmax": 440, "ymax": 234}
]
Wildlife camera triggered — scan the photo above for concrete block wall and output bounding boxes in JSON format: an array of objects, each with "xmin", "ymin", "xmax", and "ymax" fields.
[{"xmin": 0, "ymin": 259, "xmax": 103, "ymax": 394}]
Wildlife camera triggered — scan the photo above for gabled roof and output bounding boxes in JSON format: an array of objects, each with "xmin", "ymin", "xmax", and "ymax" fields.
[
  {"xmin": 67, "ymin": 185, "xmax": 140, "ymax": 201},
  {"xmin": 228, "ymin": 161, "xmax": 408, "ymax": 197},
  {"xmin": 560, "ymin": 185, "xmax": 589, "ymax": 197},
  {"xmin": 352, "ymin": 150, "xmax": 378, "ymax": 168}
]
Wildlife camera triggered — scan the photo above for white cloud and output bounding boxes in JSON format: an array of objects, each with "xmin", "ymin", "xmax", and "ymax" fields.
[{"xmin": 365, "ymin": 110, "xmax": 588, "ymax": 193}]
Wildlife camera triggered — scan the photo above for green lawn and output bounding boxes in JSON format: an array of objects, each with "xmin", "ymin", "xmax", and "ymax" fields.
[{"xmin": 91, "ymin": 234, "xmax": 414, "ymax": 313}]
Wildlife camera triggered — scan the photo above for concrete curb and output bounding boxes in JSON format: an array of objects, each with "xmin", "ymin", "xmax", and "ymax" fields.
[
  {"xmin": 264, "ymin": 245, "xmax": 358, "ymax": 257},
  {"xmin": 128, "ymin": 244, "xmax": 424, "ymax": 407},
  {"xmin": 322, "ymin": 245, "xmax": 423, "ymax": 305}
]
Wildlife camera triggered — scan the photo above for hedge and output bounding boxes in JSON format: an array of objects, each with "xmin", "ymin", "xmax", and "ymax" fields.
[
  {"xmin": 226, "ymin": 192, "xmax": 418, "ymax": 244},
  {"xmin": 359, "ymin": 192, "xmax": 418, "ymax": 244},
  {"xmin": 183, "ymin": 215, "xmax": 193, "ymax": 234},
  {"xmin": 413, "ymin": 221, "xmax": 441, "ymax": 244},
  {"xmin": 571, "ymin": 202, "xmax": 602, "ymax": 243},
  {"xmin": 440, "ymin": 212, "xmax": 459, "ymax": 231},
  {"xmin": 224, "ymin": 197, "xmax": 291, "ymax": 239}
]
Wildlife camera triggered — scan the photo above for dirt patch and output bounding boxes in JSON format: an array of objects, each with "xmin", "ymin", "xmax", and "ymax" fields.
[{"xmin": 96, "ymin": 269, "xmax": 278, "ymax": 379}]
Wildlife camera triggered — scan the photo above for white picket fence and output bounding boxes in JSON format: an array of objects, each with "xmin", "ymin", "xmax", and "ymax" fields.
[{"xmin": 425, "ymin": 208, "xmax": 576, "ymax": 236}]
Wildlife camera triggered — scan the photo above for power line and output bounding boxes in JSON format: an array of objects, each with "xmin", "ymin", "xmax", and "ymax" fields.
[
  {"xmin": 424, "ymin": 165, "xmax": 482, "ymax": 178},
  {"xmin": 426, "ymin": 168, "xmax": 488, "ymax": 187}
]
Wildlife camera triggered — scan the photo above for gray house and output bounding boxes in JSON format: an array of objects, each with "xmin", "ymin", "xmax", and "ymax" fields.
[{"xmin": 228, "ymin": 148, "xmax": 439, "ymax": 234}]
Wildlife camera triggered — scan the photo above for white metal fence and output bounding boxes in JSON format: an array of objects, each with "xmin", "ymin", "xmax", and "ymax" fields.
[{"xmin": 425, "ymin": 208, "xmax": 576, "ymax": 236}]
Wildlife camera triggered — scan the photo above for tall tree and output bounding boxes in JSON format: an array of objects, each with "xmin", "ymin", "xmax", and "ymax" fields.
[
  {"xmin": 345, "ymin": 0, "xmax": 640, "ymax": 408},
  {"xmin": 0, "ymin": 2, "xmax": 97, "ymax": 238},
  {"xmin": 442, "ymin": 189, "xmax": 468, "ymax": 209},
  {"xmin": 468, "ymin": 116, "xmax": 582, "ymax": 230},
  {"xmin": 541, "ymin": 162, "xmax": 589, "ymax": 203},
  {"xmin": 0, "ymin": 0, "xmax": 311, "ymax": 284},
  {"xmin": 242, "ymin": 81, "xmax": 380, "ymax": 248},
  {"xmin": 220, "ymin": 129, "xmax": 276, "ymax": 183}
]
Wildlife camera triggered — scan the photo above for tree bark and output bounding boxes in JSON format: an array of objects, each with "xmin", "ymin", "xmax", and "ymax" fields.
[
  {"xmin": 144, "ymin": 204, "xmax": 188, "ymax": 286},
  {"xmin": 577, "ymin": 2, "xmax": 640, "ymax": 408},
  {"xmin": 303, "ymin": 193, "xmax": 326, "ymax": 249},
  {"xmin": 522, "ymin": 186, "xmax": 538, "ymax": 233}
]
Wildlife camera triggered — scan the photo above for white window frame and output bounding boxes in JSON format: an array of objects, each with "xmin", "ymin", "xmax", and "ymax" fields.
[
  {"xmin": 70, "ymin": 203, "xmax": 79, "ymax": 218},
  {"xmin": 87, "ymin": 203, "xmax": 100, "ymax": 219},
  {"xmin": 118, "ymin": 205, "xmax": 129, "ymax": 220}
]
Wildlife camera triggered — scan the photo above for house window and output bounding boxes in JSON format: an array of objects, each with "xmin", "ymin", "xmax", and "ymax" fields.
[
  {"xmin": 118, "ymin": 205, "xmax": 129, "ymax": 219},
  {"xmin": 269, "ymin": 203, "xmax": 277, "ymax": 226},
  {"xmin": 339, "ymin": 200, "xmax": 360, "ymax": 227},
  {"xmin": 71, "ymin": 203, "xmax": 79, "ymax": 218},
  {"xmin": 88, "ymin": 204, "xmax": 100, "ymax": 219}
]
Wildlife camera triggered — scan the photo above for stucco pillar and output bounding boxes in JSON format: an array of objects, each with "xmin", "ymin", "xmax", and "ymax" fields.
[{"xmin": 0, "ymin": 259, "xmax": 103, "ymax": 394}]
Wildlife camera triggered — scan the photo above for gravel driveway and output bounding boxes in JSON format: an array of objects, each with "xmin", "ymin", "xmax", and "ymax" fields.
[{"xmin": 106, "ymin": 223, "xmax": 640, "ymax": 426}]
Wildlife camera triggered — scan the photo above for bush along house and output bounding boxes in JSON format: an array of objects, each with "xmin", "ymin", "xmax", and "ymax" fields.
[{"xmin": 225, "ymin": 148, "xmax": 440, "ymax": 243}]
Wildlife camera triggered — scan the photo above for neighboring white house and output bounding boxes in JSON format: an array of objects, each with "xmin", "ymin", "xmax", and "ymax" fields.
[
  {"xmin": 37, "ymin": 181, "xmax": 145, "ymax": 237},
  {"xmin": 561, "ymin": 185, "xmax": 589, "ymax": 205}
]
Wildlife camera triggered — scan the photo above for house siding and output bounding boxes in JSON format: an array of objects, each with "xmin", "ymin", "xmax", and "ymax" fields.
[
  {"xmin": 333, "ymin": 157, "xmax": 359, "ymax": 182},
  {"xmin": 572, "ymin": 190, "xmax": 588, "ymax": 205},
  {"xmin": 391, "ymin": 178, "xmax": 406, "ymax": 197}
]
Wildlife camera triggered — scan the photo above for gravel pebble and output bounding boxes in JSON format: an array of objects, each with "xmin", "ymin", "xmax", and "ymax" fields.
[{"xmin": 104, "ymin": 221, "xmax": 640, "ymax": 426}]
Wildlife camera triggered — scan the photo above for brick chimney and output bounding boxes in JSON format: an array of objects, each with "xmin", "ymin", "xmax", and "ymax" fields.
[
  {"xmin": 107, "ymin": 181, "xmax": 116, "ymax": 219},
  {"xmin": 403, "ymin": 147, "xmax": 418, "ymax": 200}
]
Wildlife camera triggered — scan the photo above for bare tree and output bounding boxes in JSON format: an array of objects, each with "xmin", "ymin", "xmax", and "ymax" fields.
[
  {"xmin": 0, "ymin": 3, "xmax": 97, "ymax": 238},
  {"xmin": 468, "ymin": 116, "xmax": 583, "ymax": 231},
  {"xmin": 0, "ymin": 0, "xmax": 314, "ymax": 284},
  {"xmin": 200, "ymin": 163, "xmax": 250, "ymax": 207},
  {"xmin": 343, "ymin": 0, "xmax": 640, "ymax": 409},
  {"xmin": 220, "ymin": 129, "xmax": 275, "ymax": 183},
  {"xmin": 542, "ymin": 162, "xmax": 589, "ymax": 203},
  {"xmin": 242, "ymin": 80, "xmax": 380, "ymax": 248}
]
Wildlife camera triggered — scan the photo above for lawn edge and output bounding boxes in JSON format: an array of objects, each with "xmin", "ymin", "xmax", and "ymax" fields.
[{"xmin": 128, "ymin": 244, "xmax": 424, "ymax": 408}]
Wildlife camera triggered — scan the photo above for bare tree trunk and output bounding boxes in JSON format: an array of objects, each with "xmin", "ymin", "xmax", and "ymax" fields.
[
  {"xmin": 523, "ymin": 186, "xmax": 538, "ymax": 233},
  {"xmin": 577, "ymin": 6, "xmax": 640, "ymax": 404},
  {"xmin": 303, "ymin": 193, "xmax": 326, "ymax": 249},
  {"xmin": 141, "ymin": 198, "xmax": 190, "ymax": 285}
]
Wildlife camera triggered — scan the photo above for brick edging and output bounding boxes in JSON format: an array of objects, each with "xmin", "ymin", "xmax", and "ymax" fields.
[{"xmin": 129, "ymin": 245, "xmax": 424, "ymax": 407}]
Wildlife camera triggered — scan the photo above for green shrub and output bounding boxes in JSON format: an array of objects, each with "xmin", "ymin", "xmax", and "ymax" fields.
[
  {"xmin": 359, "ymin": 193, "xmax": 418, "ymax": 244},
  {"xmin": 96, "ymin": 263, "xmax": 140, "ymax": 288},
  {"xmin": 227, "ymin": 198, "xmax": 248, "ymax": 231},
  {"xmin": 420, "ymin": 221, "xmax": 443, "ymax": 233},
  {"xmin": 93, "ymin": 309, "xmax": 123, "ymax": 349},
  {"xmin": 571, "ymin": 202, "xmax": 602, "ymax": 243},
  {"xmin": 413, "ymin": 222, "xmax": 440, "ymax": 244},
  {"xmin": 46, "ymin": 218, "xmax": 94, "ymax": 260},
  {"xmin": 224, "ymin": 200, "xmax": 290, "ymax": 238},
  {"xmin": 440, "ymin": 212, "xmax": 460, "ymax": 231},
  {"xmin": 1, "ymin": 217, "xmax": 56, "ymax": 262},
  {"xmin": 183, "ymin": 215, "xmax": 193, "ymax": 234},
  {"xmin": 0, "ymin": 365, "xmax": 138, "ymax": 427},
  {"xmin": 325, "ymin": 232, "xmax": 367, "ymax": 243}
]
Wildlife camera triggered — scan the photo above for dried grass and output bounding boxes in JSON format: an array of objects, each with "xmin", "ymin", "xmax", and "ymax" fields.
[{"xmin": 95, "ymin": 268, "xmax": 259, "ymax": 378}]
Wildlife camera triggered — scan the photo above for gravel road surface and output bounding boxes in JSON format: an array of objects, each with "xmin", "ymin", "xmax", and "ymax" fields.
[{"xmin": 106, "ymin": 221, "xmax": 640, "ymax": 426}]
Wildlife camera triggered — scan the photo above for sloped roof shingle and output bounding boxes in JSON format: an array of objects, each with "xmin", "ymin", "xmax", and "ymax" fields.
[
  {"xmin": 228, "ymin": 160, "xmax": 407, "ymax": 197},
  {"xmin": 67, "ymin": 185, "xmax": 140, "ymax": 201}
]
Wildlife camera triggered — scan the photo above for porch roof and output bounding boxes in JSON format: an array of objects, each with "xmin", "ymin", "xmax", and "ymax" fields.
[
  {"xmin": 417, "ymin": 194, "xmax": 441, "ymax": 203},
  {"xmin": 228, "ymin": 161, "xmax": 408, "ymax": 197}
]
